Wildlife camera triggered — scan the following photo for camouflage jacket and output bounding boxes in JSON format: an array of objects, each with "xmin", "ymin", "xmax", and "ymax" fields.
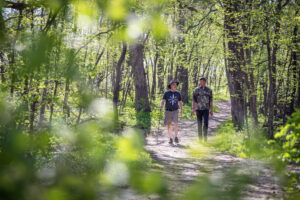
[{"xmin": 193, "ymin": 86, "xmax": 213, "ymax": 110}]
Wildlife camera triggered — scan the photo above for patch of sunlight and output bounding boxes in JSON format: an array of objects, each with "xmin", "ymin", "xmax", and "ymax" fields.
[
  {"xmin": 88, "ymin": 98, "xmax": 114, "ymax": 119},
  {"xmin": 102, "ymin": 161, "xmax": 129, "ymax": 186},
  {"xmin": 116, "ymin": 129, "xmax": 143, "ymax": 161},
  {"xmin": 77, "ymin": 14, "xmax": 96, "ymax": 30},
  {"xmin": 150, "ymin": 14, "xmax": 169, "ymax": 40},
  {"xmin": 126, "ymin": 14, "xmax": 144, "ymax": 40},
  {"xmin": 107, "ymin": 0, "xmax": 128, "ymax": 21},
  {"xmin": 187, "ymin": 139, "xmax": 215, "ymax": 159},
  {"xmin": 53, "ymin": 125, "xmax": 76, "ymax": 144},
  {"xmin": 14, "ymin": 40, "xmax": 26, "ymax": 51},
  {"xmin": 71, "ymin": 1, "xmax": 99, "ymax": 31}
]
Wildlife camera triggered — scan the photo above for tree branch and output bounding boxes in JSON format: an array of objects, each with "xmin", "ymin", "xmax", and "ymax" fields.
[
  {"xmin": 75, "ymin": 29, "xmax": 114, "ymax": 56},
  {"xmin": 186, "ymin": 4, "xmax": 217, "ymax": 33},
  {"xmin": 4, "ymin": 1, "xmax": 28, "ymax": 10},
  {"xmin": 177, "ymin": 0, "xmax": 198, "ymax": 12}
]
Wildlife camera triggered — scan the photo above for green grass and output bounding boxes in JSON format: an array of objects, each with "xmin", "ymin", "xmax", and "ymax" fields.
[
  {"xmin": 210, "ymin": 119, "xmax": 282, "ymax": 161},
  {"xmin": 212, "ymin": 87, "xmax": 230, "ymax": 102}
]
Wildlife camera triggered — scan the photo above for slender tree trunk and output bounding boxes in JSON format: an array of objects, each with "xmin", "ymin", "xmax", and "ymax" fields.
[
  {"xmin": 113, "ymin": 42, "xmax": 127, "ymax": 123},
  {"xmin": 49, "ymin": 80, "xmax": 58, "ymax": 125},
  {"xmin": 29, "ymin": 88, "xmax": 39, "ymax": 132},
  {"xmin": 289, "ymin": 20, "xmax": 299, "ymax": 112},
  {"xmin": 151, "ymin": 51, "xmax": 158, "ymax": 100},
  {"xmin": 63, "ymin": 78, "xmax": 70, "ymax": 123},
  {"xmin": 0, "ymin": 52, "xmax": 5, "ymax": 84},
  {"xmin": 39, "ymin": 81, "xmax": 48, "ymax": 127},
  {"xmin": 10, "ymin": 9, "xmax": 23, "ymax": 101}
]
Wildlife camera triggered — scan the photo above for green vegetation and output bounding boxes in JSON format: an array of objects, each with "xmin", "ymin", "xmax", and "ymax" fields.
[
  {"xmin": 212, "ymin": 111, "xmax": 300, "ymax": 164},
  {"xmin": 275, "ymin": 110, "xmax": 300, "ymax": 163},
  {"xmin": 0, "ymin": 0, "xmax": 299, "ymax": 199},
  {"xmin": 210, "ymin": 112, "xmax": 300, "ymax": 199},
  {"xmin": 211, "ymin": 119, "xmax": 281, "ymax": 160}
]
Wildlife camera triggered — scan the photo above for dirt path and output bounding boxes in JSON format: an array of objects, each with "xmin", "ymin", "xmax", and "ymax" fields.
[{"xmin": 118, "ymin": 101, "xmax": 287, "ymax": 199}]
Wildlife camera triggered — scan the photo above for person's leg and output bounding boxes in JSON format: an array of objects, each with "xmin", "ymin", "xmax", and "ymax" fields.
[
  {"xmin": 196, "ymin": 110, "xmax": 204, "ymax": 142},
  {"xmin": 174, "ymin": 123, "xmax": 178, "ymax": 137},
  {"xmin": 173, "ymin": 110, "xmax": 179, "ymax": 138},
  {"xmin": 164, "ymin": 111, "xmax": 173, "ymax": 143},
  {"xmin": 203, "ymin": 109, "xmax": 209, "ymax": 142},
  {"xmin": 168, "ymin": 124, "xmax": 173, "ymax": 138}
]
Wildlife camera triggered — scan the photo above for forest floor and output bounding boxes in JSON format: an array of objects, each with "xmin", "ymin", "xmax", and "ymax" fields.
[{"xmin": 116, "ymin": 101, "xmax": 299, "ymax": 200}]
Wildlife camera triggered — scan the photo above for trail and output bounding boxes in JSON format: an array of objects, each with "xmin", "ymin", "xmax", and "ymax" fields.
[{"xmin": 118, "ymin": 101, "xmax": 294, "ymax": 200}]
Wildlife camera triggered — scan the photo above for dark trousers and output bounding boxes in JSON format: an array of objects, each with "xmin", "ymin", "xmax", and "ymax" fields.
[{"xmin": 196, "ymin": 109, "xmax": 209, "ymax": 141}]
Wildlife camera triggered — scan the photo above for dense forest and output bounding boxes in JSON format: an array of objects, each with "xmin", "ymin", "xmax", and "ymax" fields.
[{"xmin": 0, "ymin": 0, "xmax": 299, "ymax": 199}]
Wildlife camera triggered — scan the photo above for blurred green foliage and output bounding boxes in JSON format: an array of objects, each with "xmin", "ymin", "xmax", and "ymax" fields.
[
  {"xmin": 0, "ymin": 98, "xmax": 168, "ymax": 200},
  {"xmin": 210, "ymin": 115, "xmax": 300, "ymax": 199},
  {"xmin": 275, "ymin": 110, "xmax": 300, "ymax": 163}
]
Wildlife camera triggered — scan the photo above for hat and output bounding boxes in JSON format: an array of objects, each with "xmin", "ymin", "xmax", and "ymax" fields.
[
  {"xmin": 199, "ymin": 77, "xmax": 207, "ymax": 82},
  {"xmin": 168, "ymin": 80, "xmax": 179, "ymax": 89}
]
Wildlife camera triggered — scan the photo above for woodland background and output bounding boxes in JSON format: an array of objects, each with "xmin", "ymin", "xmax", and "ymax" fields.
[{"xmin": 0, "ymin": 0, "xmax": 299, "ymax": 199}]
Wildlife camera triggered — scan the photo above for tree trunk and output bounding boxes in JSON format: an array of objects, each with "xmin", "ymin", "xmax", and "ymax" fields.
[
  {"xmin": 39, "ymin": 81, "xmax": 48, "ymax": 127},
  {"xmin": 113, "ymin": 43, "xmax": 127, "ymax": 105},
  {"xmin": 177, "ymin": 6, "xmax": 189, "ymax": 103},
  {"xmin": 151, "ymin": 51, "xmax": 158, "ymax": 100},
  {"xmin": 49, "ymin": 80, "xmax": 58, "ymax": 125},
  {"xmin": 0, "ymin": 52, "xmax": 5, "ymax": 84},
  {"xmin": 266, "ymin": 0, "xmax": 282, "ymax": 139},
  {"xmin": 113, "ymin": 42, "xmax": 127, "ymax": 127},
  {"xmin": 63, "ymin": 78, "xmax": 70, "ymax": 123},
  {"xmin": 129, "ymin": 42, "xmax": 151, "ymax": 112},
  {"xmin": 10, "ymin": 9, "xmax": 23, "ymax": 101},
  {"xmin": 223, "ymin": 0, "xmax": 245, "ymax": 129},
  {"xmin": 289, "ymin": 20, "xmax": 299, "ymax": 112}
]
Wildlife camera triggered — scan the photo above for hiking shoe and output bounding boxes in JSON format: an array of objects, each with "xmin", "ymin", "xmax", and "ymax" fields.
[
  {"xmin": 175, "ymin": 137, "xmax": 179, "ymax": 144},
  {"xmin": 169, "ymin": 138, "xmax": 173, "ymax": 144}
]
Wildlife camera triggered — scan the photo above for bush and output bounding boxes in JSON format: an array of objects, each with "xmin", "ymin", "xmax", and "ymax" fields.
[{"xmin": 275, "ymin": 110, "xmax": 300, "ymax": 163}]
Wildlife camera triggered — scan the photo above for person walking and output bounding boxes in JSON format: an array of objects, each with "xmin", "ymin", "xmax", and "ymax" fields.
[
  {"xmin": 192, "ymin": 77, "xmax": 213, "ymax": 142},
  {"xmin": 160, "ymin": 80, "xmax": 183, "ymax": 145}
]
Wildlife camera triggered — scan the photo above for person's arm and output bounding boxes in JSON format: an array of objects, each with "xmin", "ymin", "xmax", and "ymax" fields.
[
  {"xmin": 179, "ymin": 101, "xmax": 183, "ymax": 116},
  {"xmin": 209, "ymin": 90, "xmax": 213, "ymax": 116},
  {"xmin": 178, "ymin": 93, "xmax": 183, "ymax": 116},
  {"xmin": 160, "ymin": 99, "xmax": 166, "ymax": 110},
  {"xmin": 192, "ymin": 90, "xmax": 197, "ymax": 115},
  {"xmin": 161, "ymin": 92, "xmax": 167, "ymax": 110}
]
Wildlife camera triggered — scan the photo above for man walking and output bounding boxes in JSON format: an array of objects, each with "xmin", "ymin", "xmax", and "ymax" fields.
[
  {"xmin": 160, "ymin": 80, "xmax": 183, "ymax": 145},
  {"xmin": 192, "ymin": 77, "xmax": 213, "ymax": 142}
]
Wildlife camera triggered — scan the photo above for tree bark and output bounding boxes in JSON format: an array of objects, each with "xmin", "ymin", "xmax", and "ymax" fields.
[
  {"xmin": 177, "ymin": 5, "xmax": 189, "ymax": 103},
  {"xmin": 223, "ymin": 0, "xmax": 245, "ymax": 129},
  {"xmin": 49, "ymin": 80, "xmax": 58, "ymax": 125},
  {"xmin": 266, "ymin": 0, "xmax": 282, "ymax": 139},
  {"xmin": 39, "ymin": 81, "xmax": 48, "ymax": 127},
  {"xmin": 151, "ymin": 51, "xmax": 158, "ymax": 100},
  {"xmin": 113, "ymin": 43, "xmax": 127, "ymax": 106},
  {"xmin": 63, "ymin": 78, "xmax": 70, "ymax": 123},
  {"xmin": 129, "ymin": 42, "xmax": 151, "ymax": 112}
]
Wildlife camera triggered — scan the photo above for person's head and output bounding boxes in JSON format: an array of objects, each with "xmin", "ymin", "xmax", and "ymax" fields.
[
  {"xmin": 170, "ymin": 83, "xmax": 177, "ymax": 90},
  {"xmin": 199, "ymin": 77, "xmax": 206, "ymax": 87},
  {"xmin": 168, "ymin": 80, "xmax": 179, "ymax": 91}
]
